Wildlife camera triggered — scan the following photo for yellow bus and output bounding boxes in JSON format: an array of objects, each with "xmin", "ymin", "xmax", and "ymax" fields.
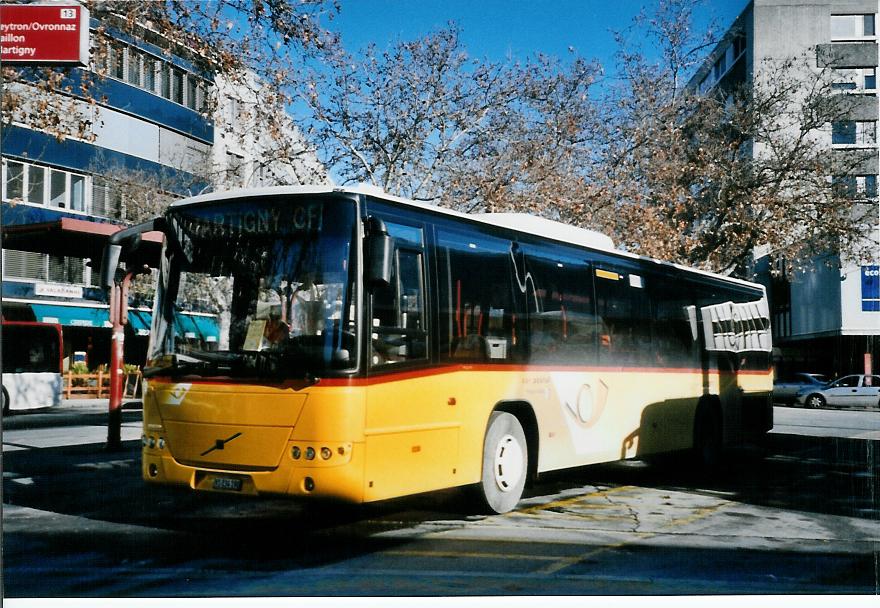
[{"xmin": 113, "ymin": 186, "xmax": 772, "ymax": 513}]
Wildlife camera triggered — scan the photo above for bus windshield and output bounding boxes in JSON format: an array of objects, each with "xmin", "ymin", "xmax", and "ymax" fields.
[{"xmin": 147, "ymin": 195, "xmax": 358, "ymax": 379}]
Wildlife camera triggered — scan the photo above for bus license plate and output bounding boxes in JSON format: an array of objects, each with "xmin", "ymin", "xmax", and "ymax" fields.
[{"xmin": 212, "ymin": 477, "xmax": 243, "ymax": 492}]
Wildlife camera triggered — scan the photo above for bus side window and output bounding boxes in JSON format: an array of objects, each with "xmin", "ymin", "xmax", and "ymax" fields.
[
  {"xmin": 370, "ymin": 248, "xmax": 427, "ymax": 367},
  {"xmin": 437, "ymin": 230, "xmax": 519, "ymax": 363},
  {"xmin": 524, "ymin": 248, "xmax": 596, "ymax": 365},
  {"xmin": 595, "ymin": 268, "xmax": 652, "ymax": 367},
  {"xmin": 651, "ymin": 280, "xmax": 699, "ymax": 368}
]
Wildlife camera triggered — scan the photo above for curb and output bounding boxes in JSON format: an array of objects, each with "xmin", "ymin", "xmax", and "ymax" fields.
[{"xmin": 60, "ymin": 399, "xmax": 143, "ymax": 410}]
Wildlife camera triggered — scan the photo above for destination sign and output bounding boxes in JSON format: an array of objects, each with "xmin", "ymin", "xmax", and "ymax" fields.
[
  {"xmin": 701, "ymin": 299, "xmax": 772, "ymax": 353},
  {"xmin": 0, "ymin": 4, "xmax": 89, "ymax": 66},
  {"xmin": 175, "ymin": 200, "xmax": 325, "ymax": 242}
]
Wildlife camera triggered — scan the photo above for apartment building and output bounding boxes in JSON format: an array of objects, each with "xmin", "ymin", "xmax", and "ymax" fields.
[
  {"xmin": 688, "ymin": 0, "xmax": 879, "ymax": 377},
  {"xmin": 1, "ymin": 12, "xmax": 326, "ymax": 367}
]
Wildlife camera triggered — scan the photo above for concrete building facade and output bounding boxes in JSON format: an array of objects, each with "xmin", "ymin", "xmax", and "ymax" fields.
[{"xmin": 688, "ymin": 0, "xmax": 880, "ymax": 378}]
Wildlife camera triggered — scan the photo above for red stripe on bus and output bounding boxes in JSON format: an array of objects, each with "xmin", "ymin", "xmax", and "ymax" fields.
[{"xmin": 148, "ymin": 364, "xmax": 771, "ymax": 388}]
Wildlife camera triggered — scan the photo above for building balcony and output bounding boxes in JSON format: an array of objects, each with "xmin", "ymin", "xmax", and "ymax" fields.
[
  {"xmin": 832, "ymin": 147, "xmax": 879, "ymax": 175},
  {"xmin": 817, "ymin": 42, "xmax": 879, "ymax": 68}
]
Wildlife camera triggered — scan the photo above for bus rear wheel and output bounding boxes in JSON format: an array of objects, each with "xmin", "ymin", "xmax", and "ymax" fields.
[{"xmin": 478, "ymin": 412, "xmax": 528, "ymax": 514}]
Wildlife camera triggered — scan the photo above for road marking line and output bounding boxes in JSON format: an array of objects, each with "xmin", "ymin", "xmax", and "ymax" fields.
[
  {"xmin": 513, "ymin": 485, "xmax": 637, "ymax": 516},
  {"xmin": 534, "ymin": 495, "xmax": 729, "ymax": 575}
]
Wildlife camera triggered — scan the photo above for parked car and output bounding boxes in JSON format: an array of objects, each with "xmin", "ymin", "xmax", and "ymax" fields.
[
  {"xmin": 795, "ymin": 374, "xmax": 880, "ymax": 409},
  {"xmin": 773, "ymin": 372, "xmax": 828, "ymax": 405}
]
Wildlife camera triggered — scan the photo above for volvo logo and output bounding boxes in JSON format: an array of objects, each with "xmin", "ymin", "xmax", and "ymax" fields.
[{"xmin": 200, "ymin": 432, "xmax": 242, "ymax": 456}]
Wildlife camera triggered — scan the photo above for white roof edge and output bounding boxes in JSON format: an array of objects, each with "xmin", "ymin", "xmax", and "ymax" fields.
[
  {"xmin": 167, "ymin": 185, "xmax": 765, "ymax": 292},
  {"xmin": 477, "ymin": 213, "xmax": 615, "ymax": 252}
]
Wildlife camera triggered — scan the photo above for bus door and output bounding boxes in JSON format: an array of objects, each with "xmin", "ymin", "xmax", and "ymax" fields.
[{"xmin": 363, "ymin": 217, "xmax": 460, "ymax": 500}]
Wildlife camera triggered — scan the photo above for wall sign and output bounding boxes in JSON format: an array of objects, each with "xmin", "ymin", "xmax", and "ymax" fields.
[
  {"xmin": 34, "ymin": 282, "xmax": 84, "ymax": 299},
  {"xmin": 0, "ymin": 4, "xmax": 89, "ymax": 66},
  {"xmin": 862, "ymin": 265, "xmax": 880, "ymax": 312}
]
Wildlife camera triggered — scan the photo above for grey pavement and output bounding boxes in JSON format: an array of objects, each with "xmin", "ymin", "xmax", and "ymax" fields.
[
  {"xmin": 771, "ymin": 406, "xmax": 880, "ymax": 440},
  {"xmin": 2, "ymin": 399, "xmax": 143, "ymax": 452}
]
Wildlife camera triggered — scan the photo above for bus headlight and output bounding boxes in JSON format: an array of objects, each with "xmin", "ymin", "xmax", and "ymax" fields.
[
  {"xmin": 291, "ymin": 446, "xmax": 301, "ymax": 460},
  {"xmin": 320, "ymin": 447, "xmax": 332, "ymax": 460},
  {"xmin": 305, "ymin": 447, "xmax": 316, "ymax": 460}
]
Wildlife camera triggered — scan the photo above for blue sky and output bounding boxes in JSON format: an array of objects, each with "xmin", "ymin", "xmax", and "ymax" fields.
[{"xmin": 330, "ymin": 0, "xmax": 749, "ymax": 68}]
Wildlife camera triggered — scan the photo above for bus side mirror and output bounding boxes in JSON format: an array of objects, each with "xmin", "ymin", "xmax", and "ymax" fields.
[
  {"xmin": 100, "ymin": 244, "xmax": 122, "ymax": 289},
  {"xmin": 366, "ymin": 217, "xmax": 393, "ymax": 288},
  {"xmin": 100, "ymin": 218, "xmax": 163, "ymax": 289}
]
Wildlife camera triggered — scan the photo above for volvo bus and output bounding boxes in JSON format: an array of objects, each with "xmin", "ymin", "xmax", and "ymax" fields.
[
  {"xmin": 109, "ymin": 186, "xmax": 773, "ymax": 513},
  {"xmin": 1, "ymin": 321, "xmax": 64, "ymax": 415}
]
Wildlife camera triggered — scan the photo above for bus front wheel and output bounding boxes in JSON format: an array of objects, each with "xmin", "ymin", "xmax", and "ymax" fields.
[{"xmin": 478, "ymin": 411, "xmax": 528, "ymax": 514}]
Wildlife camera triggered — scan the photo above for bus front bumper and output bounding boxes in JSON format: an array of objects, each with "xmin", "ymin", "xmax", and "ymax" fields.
[{"xmin": 142, "ymin": 440, "xmax": 366, "ymax": 503}]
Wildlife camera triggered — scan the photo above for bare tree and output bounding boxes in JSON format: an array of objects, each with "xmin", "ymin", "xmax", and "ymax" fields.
[
  {"xmin": 584, "ymin": 0, "xmax": 877, "ymax": 276},
  {"xmin": 301, "ymin": 26, "xmax": 526, "ymax": 201},
  {"xmin": 444, "ymin": 53, "xmax": 603, "ymax": 216}
]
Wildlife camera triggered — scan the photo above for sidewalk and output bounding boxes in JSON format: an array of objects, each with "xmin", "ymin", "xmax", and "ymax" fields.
[
  {"xmin": 58, "ymin": 398, "xmax": 143, "ymax": 410},
  {"xmin": 2, "ymin": 399, "xmax": 144, "ymax": 452}
]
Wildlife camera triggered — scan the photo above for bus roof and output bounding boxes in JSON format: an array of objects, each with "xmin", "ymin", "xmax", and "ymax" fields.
[{"xmin": 167, "ymin": 185, "xmax": 764, "ymax": 293}]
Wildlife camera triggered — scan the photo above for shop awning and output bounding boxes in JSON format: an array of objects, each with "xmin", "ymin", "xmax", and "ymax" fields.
[
  {"xmin": 126, "ymin": 309, "xmax": 219, "ymax": 342},
  {"xmin": 187, "ymin": 314, "xmax": 220, "ymax": 343},
  {"xmin": 128, "ymin": 309, "xmax": 153, "ymax": 336},
  {"xmin": 173, "ymin": 312, "xmax": 220, "ymax": 343},
  {"xmin": 2, "ymin": 217, "xmax": 164, "ymax": 267},
  {"xmin": 30, "ymin": 303, "xmax": 110, "ymax": 328},
  {"xmin": 10, "ymin": 302, "xmax": 219, "ymax": 340}
]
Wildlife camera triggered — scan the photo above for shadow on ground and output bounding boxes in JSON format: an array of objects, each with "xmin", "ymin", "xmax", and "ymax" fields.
[{"xmin": 2, "ymin": 430, "xmax": 877, "ymax": 596}]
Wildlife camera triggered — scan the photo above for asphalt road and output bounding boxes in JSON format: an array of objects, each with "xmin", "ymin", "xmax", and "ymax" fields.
[{"xmin": 2, "ymin": 403, "xmax": 879, "ymax": 598}]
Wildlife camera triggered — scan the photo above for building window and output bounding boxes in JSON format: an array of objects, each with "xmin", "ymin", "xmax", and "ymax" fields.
[
  {"xmin": 160, "ymin": 63, "xmax": 171, "ymax": 98},
  {"xmin": 713, "ymin": 54, "xmax": 727, "ymax": 80},
  {"xmin": 172, "ymin": 68, "xmax": 184, "ymax": 105},
  {"xmin": 226, "ymin": 152, "xmax": 244, "ymax": 188},
  {"xmin": 91, "ymin": 177, "xmax": 125, "ymax": 219},
  {"xmin": 50, "ymin": 170, "xmax": 67, "ymax": 208},
  {"xmin": 225, "ymin": 97, "xmax": 240, "ymax": 127},
  {"xmin": 832, "ymin": 67, "xmax": 877, "ymax": 91},
  {"xmin": 732, "ymin": 34, "xmax": 746, "ymax": 58},
  {"xmin": 832, "ymin": 121, "xmax": 877, "ymax": 145},
  {"xmin": 3, "ymin": 160, "xmax": 88, "ymax": 211},
  {"xmin": 143, "ymin": 56, "xmax": 156, "ymax": 92},
  {"xmin": 186, "ymin": 74, "xmax": 198, "ymax": 110},
  {"xmin": 125, "ymin": 48, "xmax": 137, "ymax": 86},
  {"xmin": 100, "ymin": 38, "xmax": 211, "ymax": 111},
  {"xmin": 2, "ymin": 249, "xmax": 90, "ymax": 286},
  {"xmin": 3, "ymin": 160, "xmax": 24, "ymax": 200},
  {"xmin": 831, "ymin": 14, "xmax": 876, "ymax": 40},
  {"xmin": 70, "ymin": 174, "xmax": 86, "ymax": 211},
  {"xmin": 834, "ymin": 174, "xmax": 878, "ymax": 198},
  {"xmin": 110, "ymin": 42, "xmax": 125, "ymax": 80},
  {"xmin": 2, "ymin": 250, "xmax": 47, "ymax": 282},
  {"xmin": 48, "ymin": 255, "xmax": 85, "ymax": 285}
]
